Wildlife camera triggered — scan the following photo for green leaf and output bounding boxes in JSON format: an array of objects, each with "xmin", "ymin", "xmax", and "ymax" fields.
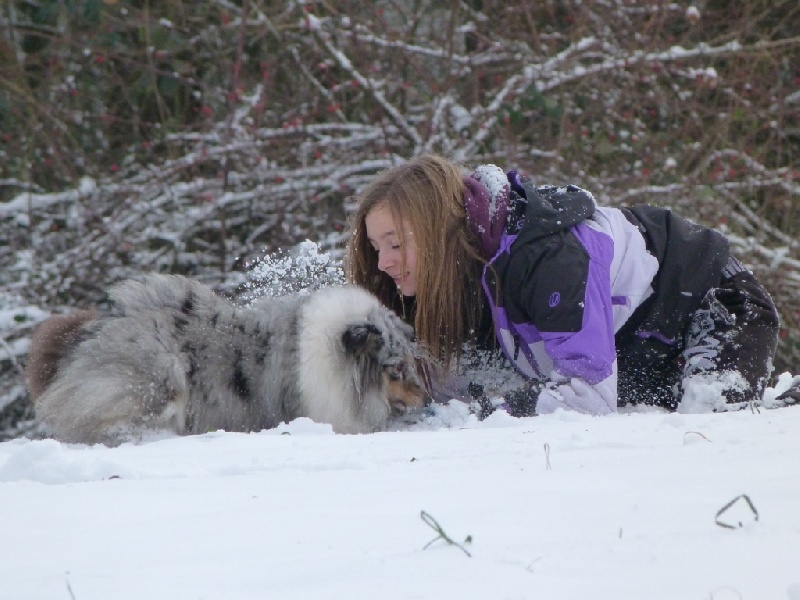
[
  {"xmin": 157, "ymin": 74, "xmax": 180, "ymax": 97},
  {"xmin": 595, "ymin": 137, "xmax": 616, "ymax": 157},
  {"xmin": 544, "ymin": 97, "xmax": 563, "ymax": 117},
  {"xmin": 84, "ymin": 0, "xmax": 102, "ymax": 23}
]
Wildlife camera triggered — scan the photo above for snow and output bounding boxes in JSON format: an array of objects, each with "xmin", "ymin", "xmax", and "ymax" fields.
[
  {"xmin": 448, "ymin": 102, "xmax": 473, "ymax": 132},
  {"xmin": 237, "ymin": 240, "xmax": 345, "ymax": 303},
  {"xmin": 2, "ymin": 239, "xmax": 798, "ymax": 599},
  {"xmin": 678, "ymin": 372, "xmax": 747, "ymax": 413},
  {"xmin": 2, "ymin": 396, "xmax": 800, "ymax": 599},
  {"xmin": 471, "ymin": 164, "xmax": 508, "ymax": 217}
]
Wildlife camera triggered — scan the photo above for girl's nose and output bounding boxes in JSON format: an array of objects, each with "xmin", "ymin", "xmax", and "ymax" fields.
[{"xmin": 377, "ymin": 250, "xmax": 392, "ymax": 272}]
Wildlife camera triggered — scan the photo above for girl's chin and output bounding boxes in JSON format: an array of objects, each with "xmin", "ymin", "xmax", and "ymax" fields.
[{"xmin": 395, "ymin": 279, "xmax": 416, "ymax": 297}]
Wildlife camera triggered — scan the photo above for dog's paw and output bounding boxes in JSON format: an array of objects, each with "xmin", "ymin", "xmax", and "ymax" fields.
[{"xmin": 341, "ymin": 323, "xmax": 384, "ymax": 358}]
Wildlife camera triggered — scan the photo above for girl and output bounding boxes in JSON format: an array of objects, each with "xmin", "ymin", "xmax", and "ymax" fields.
[{"xmin": 346, "ymin": 154, "xmax": 781, "ymax": 415}]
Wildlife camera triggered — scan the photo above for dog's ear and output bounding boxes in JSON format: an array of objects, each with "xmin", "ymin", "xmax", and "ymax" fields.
[{"xmin": 341, "ymin": 323, "xmax": 384, "ymax": 358}]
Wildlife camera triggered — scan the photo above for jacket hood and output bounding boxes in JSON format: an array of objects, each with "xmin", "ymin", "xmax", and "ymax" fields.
[
  {"xmin": 463, "ymin": 164, "xmax": 510, "ymax": 259},
  {"xmin": 515, "ymin": 181, "xmax": 597, "ymax": 246},
  {"xmin": 464, "ymin": 165, "xmax": 597, "ymax": 258}
]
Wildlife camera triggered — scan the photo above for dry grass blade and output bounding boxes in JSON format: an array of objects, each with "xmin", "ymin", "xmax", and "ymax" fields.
[
  {"xmin": 420, "ymin": 510, "xmax": 472, "ymax": 557},
  {"xmin": 715, "ymin": 494, "xmax": 759, "ymax": 529}
]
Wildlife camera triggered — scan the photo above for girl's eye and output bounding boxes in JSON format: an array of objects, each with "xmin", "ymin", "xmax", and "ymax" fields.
[{"xmin": 391, "ymin": 244, "xmax": 401, "ymax": 250}]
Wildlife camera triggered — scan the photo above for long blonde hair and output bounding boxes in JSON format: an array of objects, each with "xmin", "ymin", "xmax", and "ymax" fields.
[{"xmin": 346, "ymin": 154, "xmax": 487, "ymax": 368}]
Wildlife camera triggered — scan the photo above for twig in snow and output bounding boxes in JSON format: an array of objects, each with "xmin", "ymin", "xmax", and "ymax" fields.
[
  {"xmin": 420, "ymin": 510, "xmax": 472, "ymax": 557},
  {"xmin": 525, "ymin": 557, "xmax": 542, "ymax": 572},
  {"xmin": 65, "ymin": 572, "xmax": 76, "ymax": 600},
  {"xmin": 715, "ymin": 494, "xmax": 759, "ymax": 529},
  {"xmin": 683, "ymin": 431, "xmax": 712, "ymax": 444},
  {"xmin": 708, "ymin": 585, "xmax": 744, "ymax": 599}
]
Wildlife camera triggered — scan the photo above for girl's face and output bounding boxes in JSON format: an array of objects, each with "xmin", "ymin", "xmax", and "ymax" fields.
[{"xmin": 364, "ymin": 204, "xmax": 418, "ymax": 296}]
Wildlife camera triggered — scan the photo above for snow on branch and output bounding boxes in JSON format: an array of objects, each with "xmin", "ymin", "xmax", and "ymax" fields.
[
  {"xmin": 306, "ymin": 12, "xmax": 422, "ymax": 150},
  {"xmin": 702, "ymin": 150, "xmax": 800, "ymax": 198},
  {"xmin": 536, "ymin": 39, "xmax": 754, "ymax": 92},
  {"xmin": 2, "ymin": 179, "xmax": 97, "ymax": 215},
  {"xmin": 351, "ymin": 23, "xmax": 511, "ymax": 68}
]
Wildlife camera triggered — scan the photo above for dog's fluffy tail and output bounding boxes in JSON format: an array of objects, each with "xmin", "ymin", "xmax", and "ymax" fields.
[{"xmin": 26, "ymin": 310, "xmax": 97, "ymax": 401}]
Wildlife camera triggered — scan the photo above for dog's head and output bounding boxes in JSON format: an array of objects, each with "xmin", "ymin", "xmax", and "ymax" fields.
[
  {"xmin": 298, "ymin": 285, "xmax": 431, "ymax": 433},
  {"xmin": 340, "ymin": 314, "xmax": 431, "ymax": 417}
]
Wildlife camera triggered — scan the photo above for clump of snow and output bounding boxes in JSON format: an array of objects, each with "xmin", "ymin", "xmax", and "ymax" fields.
[
  {"xmin": 685, "ymin": 6, "xmax": 701, "ymax": 24},
  {"xmin": 761, "ymin": 371, "xmax": 800, "ymax": 408},
  {"xmin": 237, "ymin": 240, "xmax": 344, "ymax": 303},
  {"xmin": 476, "ymin": 405, "xmax": 524, "ymax": 428},
  {"xmin": 0, "ymin": 438, "xmax": 135, "ymax": 484},
  {"xmin": 402, "ymin": 399, "xmax": 476, "ymax": 430},
  {"xmin": 269, "ymin": 417, "xmax": 334, "ymax": 436},
  {"xmin": 306, "ymin": 13, "xmax": 322, "ymax": 29},
  {"xmin": 676, "ymin": 371, "xmax": 747, "ymax": 413},
  {"xmin": 0, "ymin": 305, "xmax": 50, "ymax": 330},
  {"xmin": 78, "ymin": 177, "xmax": 96, "ymax": 194},
  {"xmin": 691, "ymin": 66, "xmax": 718, "ymax": 88},
  {"xmin": 471, "ymin": 164, "xmax": 509, "ymax": 217},
  {"xmin": 448, "ymin": 102, "xmax": 473, "ymax": 131}
]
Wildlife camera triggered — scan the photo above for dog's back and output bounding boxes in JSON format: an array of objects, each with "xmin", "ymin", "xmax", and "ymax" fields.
[
  {"xmin": 32, "ymin": 275, "xmax": 270, "ymax": 442},
  {"xmin": 26, "ymin": 310, "xmax": 97, "ymax": 401},
  {"xmin": 117, "ymin": 275, "xmax": 305, "ymax": 434}
]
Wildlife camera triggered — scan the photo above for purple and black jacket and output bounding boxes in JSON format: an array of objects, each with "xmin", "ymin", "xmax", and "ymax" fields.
[{"xmin": 463, "ymin": 166, "xmax": 729, "ymax": 415}]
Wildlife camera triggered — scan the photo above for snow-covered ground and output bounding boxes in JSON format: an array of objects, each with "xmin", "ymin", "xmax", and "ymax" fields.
[{"xmin": 2, "ymin": 386, "xmax": 799, "ymax": 600}]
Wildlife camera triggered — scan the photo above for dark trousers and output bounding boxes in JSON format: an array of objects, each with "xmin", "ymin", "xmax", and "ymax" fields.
[{"xmin": 617, "ymin": 267, "xmax": 779, "ymax": 410}]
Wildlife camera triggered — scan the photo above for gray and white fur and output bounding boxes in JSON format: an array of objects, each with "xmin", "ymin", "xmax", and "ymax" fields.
[{"xmin": 30, "ymin": 274, "xmax": 427, "ymax": 444}]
